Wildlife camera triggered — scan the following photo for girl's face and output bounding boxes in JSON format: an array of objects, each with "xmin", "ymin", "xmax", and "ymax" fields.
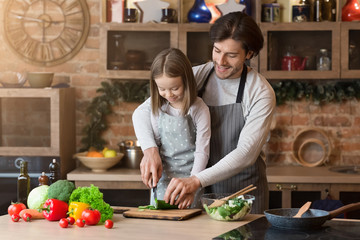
[
  {"xmin": 155, "ymin": 75, "xmax": 184, "ymax": 109},
  {"xmin": 212, "ymin": 38, "xmax": 253, "ymax": 79}
]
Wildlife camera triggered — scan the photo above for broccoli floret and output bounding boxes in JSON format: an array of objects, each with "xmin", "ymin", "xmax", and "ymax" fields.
[{"xmin": 48, "ymin": 180, "xmax": 75, "ymax": 203}]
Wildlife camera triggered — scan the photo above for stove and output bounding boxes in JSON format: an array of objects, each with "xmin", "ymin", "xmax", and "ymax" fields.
[{"xmin": 213, "ymin": 217, "xmax": 360, "ymax": 240}]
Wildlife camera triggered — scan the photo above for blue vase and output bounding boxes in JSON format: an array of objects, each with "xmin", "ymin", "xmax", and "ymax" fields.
[
  {"xmin": 240, "ymin": 0, "xmax": 252, "ymax": 16},
  {"xmin": 187, "ymin": 0, "xmax": 212, "ymax": 23}
]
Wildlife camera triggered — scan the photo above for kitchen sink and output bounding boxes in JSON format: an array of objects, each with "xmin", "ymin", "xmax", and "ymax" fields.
[{"xmin": 328, "ymin": 166, "xmax": 360, "ymax": 174}]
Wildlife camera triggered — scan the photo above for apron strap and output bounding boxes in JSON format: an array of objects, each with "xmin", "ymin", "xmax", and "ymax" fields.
[
  {"xmin": 198, "ymin": 67, "xmax": 214, "ymax": 98},
  {"xmin": 198, "ymin": 64, "xmax": 248, "ymax": 103},
  {"xmin": 236, "ymin": 64, "xmax": 247, "ymax": 103}
]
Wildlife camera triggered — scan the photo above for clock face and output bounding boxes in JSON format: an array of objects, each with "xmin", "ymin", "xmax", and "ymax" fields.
[{"xmin": 4, "ymin": 0, "xmax": 90, "ymax": 66}]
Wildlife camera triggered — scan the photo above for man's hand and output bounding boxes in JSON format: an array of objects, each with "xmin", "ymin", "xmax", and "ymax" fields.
[
  {"xmin": 164, "ymin": 176, "xmax": 201, "ymax": 206},
  {"xmin": 140, "ymin": 147, "xmax": 162, "ymax": 188}
]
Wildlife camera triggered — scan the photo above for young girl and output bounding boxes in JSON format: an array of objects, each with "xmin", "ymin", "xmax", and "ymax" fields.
[{"xmin": 133, "ymin": 48, "xmax": 211, "ymax": 208}]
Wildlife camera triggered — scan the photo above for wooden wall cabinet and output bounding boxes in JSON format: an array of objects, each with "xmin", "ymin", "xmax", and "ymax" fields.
[
  {"xmin": 340, "ymin": 22, "xmax": 360, "ymax": 78},
  {"xmin": 0, "ymin": 88, "xmax": 76, "ymax": 179}
]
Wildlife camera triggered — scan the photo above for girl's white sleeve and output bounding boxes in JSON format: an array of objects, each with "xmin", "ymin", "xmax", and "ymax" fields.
[
  {"xmin": 132, "ymin": 97, "xmax": 158, "ymax": 151},
  {"xmin": 190, "ymin": 97, "xmax": 211, "ymax": 175}
]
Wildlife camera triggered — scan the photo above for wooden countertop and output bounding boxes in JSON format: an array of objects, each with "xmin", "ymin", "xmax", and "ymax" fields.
[
  {"xmin": 67, "ymin": 166, "xmax": 360, "ymax": 190},
  {"xmin": 0, "ymin": 212, "xmax": 262, "ymax": 240},
  {"xmin": 266, "ymin": 166, "xmax": 360, "ymax": 184}
]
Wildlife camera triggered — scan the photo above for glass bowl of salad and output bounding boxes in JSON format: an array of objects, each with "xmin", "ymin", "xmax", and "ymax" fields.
[{"xmin": 201, "ymin": 194, "xmax": 255, "ymax": 221}]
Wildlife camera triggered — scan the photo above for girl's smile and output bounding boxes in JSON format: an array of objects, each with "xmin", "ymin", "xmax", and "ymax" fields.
[{"xmin": 155, "ymin": 75, "xmax": 184, "ymax": 109}]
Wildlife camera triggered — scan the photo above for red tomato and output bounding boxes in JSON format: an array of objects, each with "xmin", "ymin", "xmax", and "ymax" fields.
[
  {"xmin": 11, "ymin": 214, "xmax": 20, "ymax": 222},
  {"xmin": 22, "ymin": 213, "xmax": 32, "ymax": 222},
  {"xmin": 104, "ymin": 219, "xmax": 113, "ymax": 229},
  {"xmin": 81, "ymin": 209, "xmax": 101, "ymax": 225},
  {"xmin": 8, "ymin": 203, "xmax": 26, "ymax": 216},
  {"xmin": 67, "ymin": 216, "xmax": 75, "ymax": 225},
  {"xmin": 75, "ymin": 218, "xmax": 85, "ymax": 227},
  {"xmin": 59, "ymin": 218, "xmax": 69, "ymax": 228}
]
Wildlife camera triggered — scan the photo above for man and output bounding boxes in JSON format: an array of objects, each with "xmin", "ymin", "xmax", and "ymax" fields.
[{"xmin": 132, "ymin": 12, "xmax": 276, "ymax": 213}]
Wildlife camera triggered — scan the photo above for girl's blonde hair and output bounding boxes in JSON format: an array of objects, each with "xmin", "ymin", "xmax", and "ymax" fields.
[{"xmin": 150, "ymin": 48, "xmax": 197, "ymax": 115}]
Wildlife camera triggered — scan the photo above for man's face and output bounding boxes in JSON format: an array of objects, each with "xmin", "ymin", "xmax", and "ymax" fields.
[{"xmin": 212, "ymin": 38, "xmax": 253, "ymax": 79}]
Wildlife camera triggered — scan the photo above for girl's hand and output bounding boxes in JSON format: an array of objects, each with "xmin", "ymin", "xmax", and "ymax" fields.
[
  {"xmin": 140, "ymin": 147, "xmax": 163, "ymax": 188},
  {"xmin": 177, "ymin": 193, "xmax": 195, "ymax": 209},
  {"xmin": 164, "ymin": 176, "xmax": 201, "ymax": 206}
]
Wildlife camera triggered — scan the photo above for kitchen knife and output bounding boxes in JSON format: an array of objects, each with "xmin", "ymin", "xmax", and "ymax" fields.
[{"xmin": 152, "ymin": 185, "xmax": 158, "ymax": 208}]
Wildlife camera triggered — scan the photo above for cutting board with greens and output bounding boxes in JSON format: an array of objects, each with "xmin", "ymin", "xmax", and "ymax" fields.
[{"xmin": 122, "ymin": 208, "xmax": 202, "ymax": 221}]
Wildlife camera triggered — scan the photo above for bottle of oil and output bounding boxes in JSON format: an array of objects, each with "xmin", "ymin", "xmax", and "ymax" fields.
[
  {"xmin": 17, "ymin": 161, "xmax": 30, "ymax": 205},
  {"xmin": 49, "ymin": 159, "xmax": 60, "ymax": 185}
]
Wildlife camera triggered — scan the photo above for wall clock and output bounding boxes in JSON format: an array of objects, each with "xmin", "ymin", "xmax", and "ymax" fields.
[{"xmin": 3, "ymin": 0, "xmax": 90, "ymax": 66}]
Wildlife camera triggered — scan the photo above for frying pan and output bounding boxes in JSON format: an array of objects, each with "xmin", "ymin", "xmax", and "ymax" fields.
[{"xmin": 264, "ymin": 202, "xmax": 360, "ymax": 230}]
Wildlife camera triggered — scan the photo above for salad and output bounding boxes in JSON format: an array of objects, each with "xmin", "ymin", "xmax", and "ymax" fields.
[{"xmin": 203, "ymin": 195, "xmax": 253, "ymax": 221}]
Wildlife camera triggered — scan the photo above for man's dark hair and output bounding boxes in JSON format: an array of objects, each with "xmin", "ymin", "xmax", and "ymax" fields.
[{"xmin": 210, "ymin": 12, "xmax": 264, "ymax": 58}]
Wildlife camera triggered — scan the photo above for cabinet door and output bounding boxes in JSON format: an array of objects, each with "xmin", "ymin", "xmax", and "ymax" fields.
[
  {"xmin": 259, "ymin": 22, "xmax": 341, "ymax": 80},
  {"xmin": 99, "ymin": 23, "xmax": 178, "ymax": 80},
  {"xmin": 340, "ymin": 22, "xmax": 360, "ymax": 79},
  {"xmin": 178, "ymin": 23, "xmax": 212, "ymax": 66},
  {"xmin": 269, "ymin": 183, "xmax": 330, "ymax": 208}
]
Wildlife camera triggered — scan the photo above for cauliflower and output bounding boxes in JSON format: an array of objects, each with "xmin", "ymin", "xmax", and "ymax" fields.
[{"xmin": 47, "ymin": 180, "xmax": 75, "ymax": 203}]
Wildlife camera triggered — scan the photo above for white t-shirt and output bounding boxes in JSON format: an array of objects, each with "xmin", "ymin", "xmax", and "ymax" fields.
[{"xmin": 192, "ymin": 62, "xmax": 276, "ymax": 187}]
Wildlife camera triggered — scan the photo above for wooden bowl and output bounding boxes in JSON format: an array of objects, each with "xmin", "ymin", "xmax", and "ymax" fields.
[
  {"xmin": 27, "ymin": 72, "xmax": 54, "ymax": 88},
  {"xmin": 298, "ymin": 138, "xmax": 326, "ymax": 167},
  {"xmin": 74, "ymin": 152, "xmax": 124, "ymax": 172},
  {"xmin": 292, "ymin": 127, "xmax": 331, "ymax": 167}
]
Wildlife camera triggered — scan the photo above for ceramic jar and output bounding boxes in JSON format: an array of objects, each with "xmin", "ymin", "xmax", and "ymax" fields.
[{"xmin": 342, "ymin": 0, "xmax": 360, "ymax": 21}]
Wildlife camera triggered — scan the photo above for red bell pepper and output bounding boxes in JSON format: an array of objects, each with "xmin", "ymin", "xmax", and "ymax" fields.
[{"xmin": 42, "ymin": 199, "xmax": 68, "ymax": 221}]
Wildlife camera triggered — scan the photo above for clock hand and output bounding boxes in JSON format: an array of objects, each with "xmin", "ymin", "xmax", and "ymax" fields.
[
  {"xmin": 14, "ymin": 14, "xmax": 44, "ymax": 23},
  {"xmin": 13, "ymin": 14, "xmax": 64, "ymax": 25}
]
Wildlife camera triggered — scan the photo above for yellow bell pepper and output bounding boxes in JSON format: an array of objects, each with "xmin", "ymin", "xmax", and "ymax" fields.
[{"xmin": 68, "ymin": 202, "xmax": 90, "ymax": 221}]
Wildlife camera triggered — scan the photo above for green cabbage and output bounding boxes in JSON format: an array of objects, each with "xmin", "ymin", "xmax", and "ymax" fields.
[{"xmin": 27, "ymin": 185, "xmax": 49, "ymax": 210}]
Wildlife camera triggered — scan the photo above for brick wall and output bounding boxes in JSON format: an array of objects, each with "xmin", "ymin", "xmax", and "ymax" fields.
[{"xmin": 0, "ymin": 0, "xmax": 358, "ymax": 166}]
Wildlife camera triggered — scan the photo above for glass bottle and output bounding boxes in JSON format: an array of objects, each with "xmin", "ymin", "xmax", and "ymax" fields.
[
  {"xmin": 49, "ymin": 159, "xmax": 60, "ymax": 185},
  {"xmin": 313, "ymin": 0, "xmax": 323, "ymax": 22},
  {"xmin": 322, "ymin": 0, "xmax": 336, "ymax": 21},
  {"xmin": 317, "ymin": 49, "xmax": 331, "ymax": 71},
  {"xmin": 17, "ymin": 161, "xmax": 30, "ymax": 205},
  {"xmin": 38, "ymin": 172, "xmax": 49, "ymax": 186},
  {"xmin": 109, "ymin": 33, "xmax": 126, "ymax": 70}
]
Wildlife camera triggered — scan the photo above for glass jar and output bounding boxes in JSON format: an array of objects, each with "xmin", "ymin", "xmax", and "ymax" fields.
[{"xmin": 317, "ymin": 49, "xmax": 331, "ymax": 71}]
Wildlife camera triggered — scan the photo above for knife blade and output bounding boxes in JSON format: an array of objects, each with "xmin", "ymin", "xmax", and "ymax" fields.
[{"xmin": 152, "ymin": 185, "xmax": 158, "ymax": 208}]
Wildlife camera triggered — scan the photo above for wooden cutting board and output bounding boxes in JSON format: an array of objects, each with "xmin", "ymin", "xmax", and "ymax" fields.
[{"xmin": 115, "ymin": 207, "xmax": 202, "ymax": 221}]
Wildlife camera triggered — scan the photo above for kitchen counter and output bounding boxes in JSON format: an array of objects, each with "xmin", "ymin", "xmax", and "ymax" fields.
[
  {"xmin": 67, "ymin": 165, "xmax": 360, "ymax": 189},
  {"xmin": 266, "ymin": 165, "xmax": 360, "ymax": 184},
  {"xmin": 0, "ymin": 212, "xmax": 261, "ymax": 240}
]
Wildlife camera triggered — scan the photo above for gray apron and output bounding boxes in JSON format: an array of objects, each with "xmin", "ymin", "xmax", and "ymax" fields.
[
  {"xmin": 198, "ymin": 65, "xmax": 269, "ymax": 214},
  {"xmin": 150, "ymin": 107, "xmax": 203, "ymax": 207}
]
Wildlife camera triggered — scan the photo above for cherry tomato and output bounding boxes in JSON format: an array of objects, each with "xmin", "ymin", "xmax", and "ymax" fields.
[
  {"xmin": 67, "ymin": 216, "xmax": 75, "ymax": 225},
  {"xmin": 59, "ymin": 218, "xmax": 69, "ymax": 228},
  {"xmin": 11, "ymin": 214, "xmax": 20, "ymax": 222},
  {"xmin": 104, "ymin": 219, "xmax": 113, "ymax": 229},
  {"xmin": 22, "ymin": 213, "xmax": 32, "ymax": 222},
  {"xmin": 81, "ymin": 209, "xmax": 101, "ymax": 225},
  {"xmin": 8, "ymin": 203, "xmax": 26, "ymax": 216},
  {"xmin": 75, "ymin": 218, "xmax": 85, "ymax": 227}
]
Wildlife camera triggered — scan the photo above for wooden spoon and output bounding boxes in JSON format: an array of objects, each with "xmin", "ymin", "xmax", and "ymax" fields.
[
  {"xmin": 293, "ymin": 201, "xmax": 312, "ymax": 218},
  {"xmin": 208, "ymin": 185, "xmax": 257, "ymax": 208}
]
